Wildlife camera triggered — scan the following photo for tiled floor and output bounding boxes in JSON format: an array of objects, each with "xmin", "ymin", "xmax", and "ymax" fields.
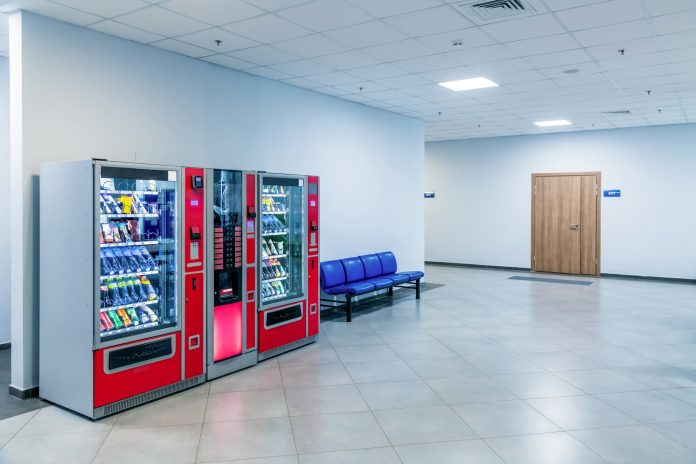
[
  {"xmin": 0, "ymin": 349, "xmax": 48, "ymax": 420},
  {"xmin": 2, "ymin": 265, "xmax": 696, "ymax": 463}
]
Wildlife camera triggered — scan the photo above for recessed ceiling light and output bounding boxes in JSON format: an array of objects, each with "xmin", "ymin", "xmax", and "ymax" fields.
[
  {"xmin": 563, "ymin": 68, "xmax": 579, "ymax": 74},
  {"xmin": 438, "ymin": 77, "xmax": 499, "ymax": 92},
  {"xmin": 534, "ymin": 119, "xmax": 572, "ymax": 127}
]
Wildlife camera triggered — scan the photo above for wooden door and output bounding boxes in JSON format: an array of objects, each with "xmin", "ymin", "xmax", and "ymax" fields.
[{"xmin": 532, "ymin": 173, "xmax": 600, "ymax": 276}]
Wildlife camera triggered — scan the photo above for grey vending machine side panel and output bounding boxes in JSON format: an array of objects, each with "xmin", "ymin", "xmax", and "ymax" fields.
[{"xmin": 39, "ymin": 160, "xmax": 95, "ymax": 417}]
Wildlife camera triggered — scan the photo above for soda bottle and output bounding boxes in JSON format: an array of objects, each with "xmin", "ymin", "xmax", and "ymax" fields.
[
  {"xmin": 107, "ymin": 309, "xmax": 123, "ymax": 329},
  {"xmin": 132, "ymin": 277, "xmax": 147, "ymax": 302},
  {"xmin": 131, "ymin": 247, "xmax": 148, "ymax": 271},
  {"xmin": 138, "ymin": 246, "xmax": 158, "ymax": 270},
  {"xmin": 113, "ymin": 249, "xmax": 130, "ymax": 273},
  {"xmin": 100, "ymin": 285, "xmax": 109, "ymax": 308},
  {"xmin": 100, "ymin": 312, "xmax": 114, "ymax": 331},
  {"xmin": 117, "ymin": 308, "xmax": 132, "ymax": 327},
  {"xmin": 106, "ymin": 278, "xmax": 122, "ymax": 306},
  {"xmin": 126, "ymin": 308, "xmax": 140, "ymax": 326},
  {"xmin": 125, "ymin": 278, "xmax": 140, "ymax": 303},
  {"xmin": 139, "ymin": 276, "xmax": 158, "ymax": 301},
  {"xmin": 103, "ymin": 249, "xmax": 122, "ymax": 274},
  {"xmin": 123, "ymin": 248, "xmax": 140, "ymax": 271},
  {"xmin": 136, "ymin": 308, "xmax": 150, "ymax": 325},
  {"xmin": 268, "ymin": 240, "xmax": 279, "ymax": 256},
  {"xmin": 277, "ymin": 260, "xmax": 286, "ymax": 277},
  {"xmin": 142, "ymin": 305, "xmax": 159, "ymax": 323},
  {"xmin": 100, "ymin": 250, "xmax": 114, "ymax": 275},
  {"xmin": 117, "ymin": 277, "xmax": 133, "ymax": 304}
]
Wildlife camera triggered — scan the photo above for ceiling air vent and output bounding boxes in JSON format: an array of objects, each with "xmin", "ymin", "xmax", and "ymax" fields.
[
  {"xmin": 453, "ymin": 0, "xmax": 541, "ymax": 24},
  {"xmin": 602, "ymin": 110, "xmax": 632, "ymax": 115}
]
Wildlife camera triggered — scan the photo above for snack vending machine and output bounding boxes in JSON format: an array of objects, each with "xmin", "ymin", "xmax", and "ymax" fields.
[
  {"xmin": 205, "ymin": 170, "xmax": 258, "ymax": 379},
  {"xmin": 257, "ymin": 174, "xmax": 320, "ymax": 359},
  {"xmin": 39, "ymin": 160, "xmax": 206, "ymax": 419}
]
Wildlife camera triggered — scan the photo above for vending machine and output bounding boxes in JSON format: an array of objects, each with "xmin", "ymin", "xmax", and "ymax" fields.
[
  {"xmin": 39, "ymin": 160, "xmax": 206, "ymax": 419},
  {"xmin": 257, "ymin": 173, "xmax": 320, "ymax": 359},
  {"xmin": 205, "ymin": 169, "xmax": 258, "ymax": 379}
]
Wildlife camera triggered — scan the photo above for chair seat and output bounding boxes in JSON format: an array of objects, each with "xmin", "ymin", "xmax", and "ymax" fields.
[
  {"xmin": 402, "ymin": 271, "xmax": 424, "ymax": 281},
  {"xmin": 382, "ymin": 273, "xmax": 409, "ymax": 284},
  {"xmin": 365, "ymin": 277, "xmax": 393, "ymax": 290},
  {"xmin": 324, "ymin": 281, "xmax": 376, "ymax": 295}
]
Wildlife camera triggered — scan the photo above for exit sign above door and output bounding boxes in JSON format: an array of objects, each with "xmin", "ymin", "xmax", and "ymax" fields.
[{"xmin": 603, "ymin": 189, "xmax": 621, "ymax": 197}]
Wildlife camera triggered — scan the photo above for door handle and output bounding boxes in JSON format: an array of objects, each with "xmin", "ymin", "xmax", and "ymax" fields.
[{"xmin": 570, "ymin": 224, "xmax": 580, "ymax": 230}]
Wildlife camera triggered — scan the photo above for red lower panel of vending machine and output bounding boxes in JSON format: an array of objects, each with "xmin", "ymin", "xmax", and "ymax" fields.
[
  {"xmin": 213, "ymin": 302, "xmax": 243, "ymax": 362},
  {"xmin": 93, "ymin": 333, "xmax": 182, "ymax": 408},
  {"xmin": 257, "ymin": 301, "xmax": 307, "ymax": 353}
]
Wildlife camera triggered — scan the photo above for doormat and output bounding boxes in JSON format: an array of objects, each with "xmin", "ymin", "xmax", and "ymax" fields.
[{"xmin": 508, "ymin": 276, "xmax": 593, "ymax": 286}]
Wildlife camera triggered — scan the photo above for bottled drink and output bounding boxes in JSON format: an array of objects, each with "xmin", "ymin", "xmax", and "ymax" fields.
[
  {"xmin": 113, "ymin": 249, "xmax": 130, "ymax": 273},
  {"xmin": 139, "ymin": 276, "xmax": 158, "ymax": 301},
  {"xmin": 131, "ymin": 247, "xmax": 149, "ymax": 271},
  {"xmin": 107, "ymin": 309, "xmax": 123, "ymax": 329},
  {"xmin": 123, "ymin": 248, "xmax": 140, "ymax": 272},
  {"xmin": 138, "ymin": 246, "xmax": 158, "ymax": 270},
  {"xmin": 142, "ymin": 305, "xmax": 158, "ymax": 323},
  {"xmin": 106, "ymin": 278, "xmax": 122, "ymax": 306},
  {"xmin": 136, "ymin": 308, "xmax": 150, "ymax": 325},
  {"xmin": 103, "ymin": 249, "xmax": 122, "ymax": 274},
  {"xmin": 268, "ymin": 240, "xmax": 279, "ymax": 256},
  {"xmin": 132, "ymin": 277, "xmax": 147, "ymax": 302},
  {"xmin": 100, "ymin": 285, "xmax": 109, "ymax": 308},
  {"xmin": 117, "ymin": 308, "xmax": 132, "ymax": 327},
  {"xmin": 100, "ymin": 312, "xmax": 114, "ymax": 331},
  {"xmin": 100, "ymin": 251, "xmax": 114, "ymax": 275},
  {"xmin": 126, "ymin": 308, "xmax": 140, "ymax": 326},
  {"xmin": 116, "ymin": 277, "xmax": 133, "ymax": 304}
]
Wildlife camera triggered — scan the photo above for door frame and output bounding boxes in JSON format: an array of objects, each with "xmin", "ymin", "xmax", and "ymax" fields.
[{"xmin": 531, "ymin": 172, "xmax": 602, "ymax": 276}]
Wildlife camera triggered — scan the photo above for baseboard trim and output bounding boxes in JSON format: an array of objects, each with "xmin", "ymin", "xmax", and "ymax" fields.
[
  {"xmin": 425, "ymin": 261, "xmax": 696, "ymax": 284},
  {"xmin": 425, "ymin": 261, "xmax": 531, "ymax": 272},
  {"xmin": 9, "ymin": 385, "xmax": 39, "ymax": 399},
  {"xmin": 0, "ymin": 342, "xmax": 10, "ymax": 351}
]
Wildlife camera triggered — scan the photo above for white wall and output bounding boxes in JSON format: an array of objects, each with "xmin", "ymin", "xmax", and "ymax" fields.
[
  {"xmin": 0, "ymin": 56, "xmax": 9, "ymax": 344},
  {"xmin": 425, "ymin": 124, "xmax": 696, "ymax": 279},
  {"xmin": 11, "ymin": 12, "xmax": 424, "ymax": 390}
]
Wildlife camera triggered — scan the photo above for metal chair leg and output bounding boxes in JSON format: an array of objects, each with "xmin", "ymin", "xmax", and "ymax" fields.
[
  {"xmin": 416, "ymin": 279, "xmax": 421, "ymax": 299},
  {"xmin": 346, "ymin": 295, "xmax": 352, "ymax": 322}
]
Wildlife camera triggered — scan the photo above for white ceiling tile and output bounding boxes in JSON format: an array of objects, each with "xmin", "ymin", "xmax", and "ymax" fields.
[
  {"xmin": 383, "ymin": 6, "xmax": 473, "ymax": 37},
  {"xmin": 651, "ymin": 9, "xmax": 696, "ymax": 35},
  {"xmin": 504, "ymin": 33, "xmax": 580, "ymax": 57},
  {"xmin": 313, "ymin": 50, "xmax": 381, "ymax": 70},
  {"xmin": 273, "ymin": 33, "xmax": 350, "ymax": 58},
  {"xmin": 115, "ymin": 5, "xmax": 209, "ymax": 36},
  {"xmin": 280, "ymin": 76, "xmax": 324, "ymax": 88},
  {"xmin": 524, "ymin": 49, "xmax": 593, "ymax": 68},
  {"xmin": 416, "ymin": 27, "xmax": 495, "ymax": 53},
  {"xmin": 607, "ymin": 64, "xmax": 668, "ymax": 80},
  {"xmin": 374, "ymin": 74, "xmax": 431, "ymax": 89},
  {"xmin": 3, "ymin": 0, "xmax": 101, "ymax": 26},
  {"xmin": 228, "ymin": 45, "xmax": 301, "ymax": 65},
  {"xmin": 333, "ymin": 81, "xmax": 388, "ymax": 93},
  {"xmin": 658, "ymin": 30, "xmax": 696, "ymax": 51},
  {"xmin": 52, "ymin": 0, "xmax": 149, "ymax": 17},
  {"xmin": 481, "ymin": 14, "xmax": 565, "ymax": 42},
  {"xmin": 201, "ymin": 53, "xmax": 255, "ymax": 69},
  {"xmin": 468, "ymin": 58, "xmax": 533, "ymax": 75},
  {"xmin": 242, "ymin": 0, "xmax": 314, "ymax": 11},
  {"xmin": 150, "ymin": 38, "xmax": 212, "ymax": 57},
  {"xmin": 585, "ymin": 38, "xmax": 659, "ymax": 60},
  {"xmin": 572, "ymin": 19, "xmax": 652, "ymax": 47},
  {"xmin": 663, "ymin": 46, "xmax": 696, "ymax": 64},
  {"xmin": 446, "ymin": 44, "xmax": 515, "ymax": 65},
  {"xmin": 360, "ymin": 89, "xmax": 410, "ymax": 100},
  {"xmin": 276, "ymin": 0, "xmax": 372, "ymax": 32},
  {"xmin": 269, "ymin": 59, "xmax": 335, "ymax": 76},
  {"xmin": 314, "ymin": 86, "xmax": 352, "ymax": 96},
  {"xmin": 222, "ymin": 14, "xmax": 311, "ymax": 43},
  {"xmin": 393, "ymin": 54, "xmax": 459, "ymax": 73},
  {"xmin": 309, "ymin": 71, "xmax": 364, "ymax": 85},
  {"xmin": 161, "ymin": 0, "xmax": 264, "ymax": 26},
  {"xmin": 344, "ymin": 0, "xmax": 442, "ymax": 18},
  {"xmin": 347, "ymin": 63, "xmax": 411, "ymax": 80},
  {"xmin": 539, "ymin": 61, "xmax": 603, "ymax": 78},
  {"xmin": 88, "ymin": 19, "xmax": 164, "ymax": 43},
  {"xmin": 540, "ymin": 0, "xmax": 607, "ymax": 11},
  {"xmin": 644, "ymin": 0, "xmax": 696, "ymax": 17},
  {"xmin": 667, "ymin": 60, "xmax": 696, "ymax": 73},
  {"xmin": 599, "ymin": 52, "xmax": 664, "ymax": 71},
  {"xmin": 505, "ymin": 80, "xmax": 561, "ymax": 92},
  {"xmin": 176, "ymin": 27, "xmax": 258, "ymax": 52},
  {"xmin": 418, "ymin": 66, "xmax": 477, "ymax": 83},
  {"xmin": 324, "ymin": 20, "xmax": 408, "ymax": 49},
  {"xmin": 555, "ymin": 0, "xmax": 646, "ymax": 31},
  {"xmin": 488, "ymin": 70, "xmax": 547, "ymax": 84},
  {"xmin": 247, "ymin": 66, "xmax": 295, "ymax": 79},
  {"xmin": 362, "ymin": 39, "xmax": 436, "ymax": 61}
]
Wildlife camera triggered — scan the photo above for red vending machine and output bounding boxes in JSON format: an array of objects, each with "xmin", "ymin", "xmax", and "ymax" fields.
[
  {"xmin": 39, "ymin": 160, "xmax": 206, "ymax": 418},
  {"xmin": 257, "ymin": 174, "xmax": 320, "ymax": 359},
  {"xmin": 205, "ymin": 169, "xmax": 258, "ymax": 379}
]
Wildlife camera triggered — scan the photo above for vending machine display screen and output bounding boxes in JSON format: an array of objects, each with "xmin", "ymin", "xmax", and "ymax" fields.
[
  {"xmin": 98, "ymin": 166, "xmax": 179, "ymax": 342},
  {"xmin": 213, "ymin": 170, "xmax": 243, "ymax": 306}
]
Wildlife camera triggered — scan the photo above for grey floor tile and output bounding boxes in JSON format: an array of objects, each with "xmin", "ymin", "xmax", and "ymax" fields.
[
  {"xmin": 571, "ymin": 348, "xmax": 654, "ymax": 368},
  {"xmin": 298, "ymin": 447, "xmax": 400, "ymax": 464},
  {"xmin": 492, "ymin": 372, "xmax": 585, "ymax": 399},
  {"xmin": 486, "ymin": 432, "xmax": 608, "ymax": 464},
  {"xmin": 499, "ymin": 336, "xmax": 568, "ymax": 354},
  {"xmin": 95, "ymin": 424, "xmax": 200, "ymax": 464},
  {"xmin": 343, "ymin": 360, "xmax": 419, "ymax": 383},
  {"xmin": 285, "ymin": 384, "xmax": 368, "ymax": 416},
  {"xmin": 615, "ymin": 364, "xmax": 696, "ymax": 389},
  {"xmin": 452, "ymin": 400, "xmax": 561, "ymax": 438},
  {"xmin": 390, "ymin": 341, "xmax": 458, "ymax": 360},
  {"xmin": 205, "ymin": 390, "xmax": 288, "ymax": 422},
  {"xmin": 526, "ymin": 396, "xmax": 638, "ymax": 430},
  {"xmin": 198, "ymin": 417, "xmax": 296, "ymax": 462},
  {"xmin": 650, "ymin": 420, "xmax": 696, "ymax": 454},
  {"xmin": 0, "ymin": 410, "xmax": 38, "ymax": 439},
  {"xmin": 334, "ymin": 345, "xmax": 400, "ymax": 363},
  {"xmin": 427, "ymin": 376, "xmax": 516, "ymax": 404},
  {"xmin": 396, "ymin": 439, "xmax": 505, "ymax": 464},
  {"xmin": 405, "ymin": 357, "xmax": 482, "ymax": 380},
  {"xmin": 290, "ymin": 411, "xmax": 389, "ymax": 454},
  {"xmin": 465, "ymin": 353, "xmax": 544, "ymax": 375},
  {"xmin": 663, "ymin": 387, "xmax": 696, "ymax": 407},
  {"xmin": 527, "ymin": 351, "xmax": 600, "ymax": 371},
  {"xmin": 0, "ymin": 430, "xmax": 108, "ymax": 464},
  {"xmin": 277, "ymin": 345, "xmax": 341, "ymax": 366},
  {"xmin": 376, "ymin": 328, "xmax": 437, "ymax": 344},
  {"xmin": 555, "ymin": 368, "xmax": 651, "ymax": 394},
  {"xmin": 374, "ymin": 405, "xmax": 476, "ymax": 445},
  {"xmin": 209, "ymin": 365, "xmax": 284, "ymax": 393},
  {"xmin": 17, "ymin": 406, "xmax": 116, "ymax": 436},
  {"xmin": 597, "ymin": 390, "xmax": 696, "ymax": 423},
  {"xmin": 115, "ymin": 391, "xmax": 208, "ymax": 428},
  {"xmin": 325, "ymin": 329, "xmax": 385, "ymax": 347},
  {"xmin": 357, "ymin": 380, "xmax": 443, "ymax": 410},
  {"xmin": 223, "ymin": 457, "xmax": 299, "ymax": 464},
  {"xmin": 572, "ymin": 425, "xmax": 696, "ymax": 464},
  {"xmin": 280, "ymin": 363, "xmax": 352, "ymax": 388}
]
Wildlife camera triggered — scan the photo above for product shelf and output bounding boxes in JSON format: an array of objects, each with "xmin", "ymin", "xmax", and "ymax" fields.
[
  {"xmin": 101, "ymin": 320, "xmax": 160, "ymax": 337},
  {"xmin": 264, "ymin": 293, "xmax": 288, "ymax": 301},
  {"xmin": 101, "ymin": 213, "xmax": 158, "ymax": 219},
  {"xmin": 261, "ymin": 193, "xmax": 288, "ymax": 198},
  {"xmin": 263, "ymin": 276, "xmax": 287, "ymax": 283},
  {"xmin": 101, "ymin": 240, "xmax": 159, "ymax": 248},
  {"xmin": 101, "ymin": 300, "xmax": 159, "ymax": 313},
  {"xmin": 100, "ymin": 270, "xmax": 159, "ymax": 280},
  {"xmin": 262, "ymin": 231, "xmax": 288, "ymax": 237},
  {"xmin": 262, "ymin": 254, "xmax": 288, "ymax": 260},
  {"xmin": 102, "ymin": 190, "xmax": 159, "ymax": 195},
  {"xmin": 262, "ymin": 211, "xmax": 287, "ymax": 215}
]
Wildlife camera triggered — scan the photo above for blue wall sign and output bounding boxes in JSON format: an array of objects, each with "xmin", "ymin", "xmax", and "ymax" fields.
[
  {"xmin": 424, "ymin": 192, "xmax": 436, "ymax": 199},
  {"xmin": 603, "ymin": 189, "xmax": 621, "ymax": 198}
]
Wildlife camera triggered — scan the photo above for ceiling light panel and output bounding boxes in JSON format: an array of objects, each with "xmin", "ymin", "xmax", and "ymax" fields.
[
  {"xmin": 439, "ymin": 77, "xmax": 499, "ymax": 91},
  {"xmin": 534, "ymin": 119, "xmax": 572, "ymax": 127}
]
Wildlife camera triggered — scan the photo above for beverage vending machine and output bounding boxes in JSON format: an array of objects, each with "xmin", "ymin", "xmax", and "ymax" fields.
[
  {"xmin": 257, "ymin": 173, "xmax": 320, "ymax": 359},
  {"xmin": 205, "ymin": 169, "xmax": 259, "ymax": 379},
  {"xmin": 39, "ymin": 160, "xmax": 206, "ymax": 418}
]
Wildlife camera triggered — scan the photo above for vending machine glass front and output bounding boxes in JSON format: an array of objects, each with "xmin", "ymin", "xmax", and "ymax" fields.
[
  {"xmin": 260, "ymin": 176, "xmax": 305, "ymax": 306},
  {"xmin": 97, "ymin": 166, "xmax": 179, "ymax": 343}
]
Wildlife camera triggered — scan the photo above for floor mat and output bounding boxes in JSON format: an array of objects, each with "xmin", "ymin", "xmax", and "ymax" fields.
[{"xmin": 509, "ymin": 276, "xmax": 593, "ymax": 285}]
